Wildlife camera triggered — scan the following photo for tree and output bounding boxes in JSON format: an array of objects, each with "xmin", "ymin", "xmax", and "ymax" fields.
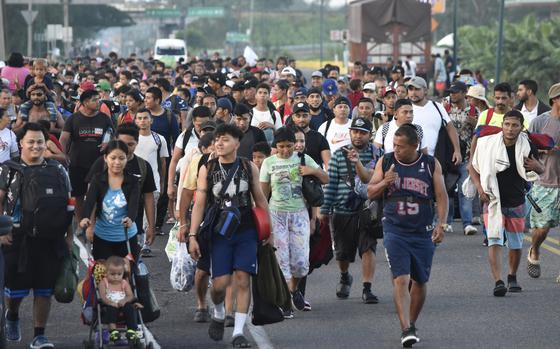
[{"xmin": 458, "ymin": 15, "xmax": 560, "ymax": 99}]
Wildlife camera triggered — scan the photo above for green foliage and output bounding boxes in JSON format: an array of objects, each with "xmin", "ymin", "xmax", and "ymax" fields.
[{"xmin": 458, "ymin": 15, "xmax": 560, "ymax": 98}]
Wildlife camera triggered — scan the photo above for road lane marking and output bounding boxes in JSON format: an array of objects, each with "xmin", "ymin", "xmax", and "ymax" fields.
[
  {"xmin": 247, "ymin": 323, "xmax": 274, "ymax": 349},
  {"xmin": 523, "ymin": 236, "xmax": 560, "ymax": 256}
]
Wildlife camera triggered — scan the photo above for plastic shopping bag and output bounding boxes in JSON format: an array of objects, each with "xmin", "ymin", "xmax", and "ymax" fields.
[
  {"xmin": 165, "ymin": 221, "xmax": 180, "ymax": 262},
  {"xmin": 170, "ymin": 243, "xmax": 196, "ymax": 292}
]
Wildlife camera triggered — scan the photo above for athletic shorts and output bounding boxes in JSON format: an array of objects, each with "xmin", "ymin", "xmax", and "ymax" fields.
[
  {"xmin": 332, "ymin": 213, "xmax": 377, "ymax": 263},
  {"xmin": 483, "ymin": 203, "xmax": 525, "ymax": 250},
  {"xmin": 195, "ymin": 235, "xmax": 211, "ymax": 274},
  {"xmin": 92, "ymin": 234, "xmax": 140, "ymax": 263},
  {"xmin": 383, "ymin": 232, "xmax": 435, "ymax": 284},
  {"xmin": 210, "ymin": 228, "xmax": 257, "ymax": 278},
  {"xmin": 3, "ymin": 232, "xmax": 65, "ymax": 298},
  {"xmin": 69, "ymin": 166, "xmax": 90, "ymax": 197},
  {"xmin": 529, "ymin": 185, "xmax": 560, "ymax": 229}
]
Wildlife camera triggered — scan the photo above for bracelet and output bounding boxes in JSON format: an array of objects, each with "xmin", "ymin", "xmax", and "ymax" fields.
[{"xmin": 188, "ymin": 234, "xmax": 197, "ymax": 238}]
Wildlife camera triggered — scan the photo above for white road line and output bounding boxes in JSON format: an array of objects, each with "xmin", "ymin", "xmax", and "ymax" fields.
[{"xmin": 247, "ymin": 323, "xmax": 275, "ymax": 349}]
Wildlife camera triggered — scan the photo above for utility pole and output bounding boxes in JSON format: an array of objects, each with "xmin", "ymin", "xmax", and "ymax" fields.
[
  {"xmin": 63, "ymin": 0, "xmax": 69, "ymax": 57},
  {"xmin": 0, "ymin": 0, "xmax": 6, "ymax": 60},
  {"xmin": 27, "ymin": 1, "xmax": 33, "ymax": 57},
  {"xmin": 495, "ymin": 0, "xmax": 505, "ymax": 83},
  {"xmin": 452, "ymin": 0, "xmax": 458, "ymax": 73},
  {"xmin": 320, "ymin": 0, "xmax": 324, "ymax": 65}
]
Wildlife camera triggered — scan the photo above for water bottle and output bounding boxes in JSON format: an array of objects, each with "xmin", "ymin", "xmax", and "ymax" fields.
[
  {"xmin": 137, "ymin": 260, "xmax": 149, "ymax": 276},
  {"xmin": 101, "ymin": 127, "xmax": 113, "ymax": 144}
]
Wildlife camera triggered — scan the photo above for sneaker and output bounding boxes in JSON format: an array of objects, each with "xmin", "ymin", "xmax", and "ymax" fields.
[
  {"xmin": 482, "ymin": 238, "xmax": 488, "ymax": 246},
  {"xmin": 507, "ymin": 275, "xmax": 522, "ymax": 293},
  {"xmin": 291, "ymin": 290, "xmax": 306, "ymax": 311},
  {"xmin": 231, "ymin": 334, "xmax": 252, "ymax": 348},
  {"xmin": 336, "ymin": 273, "xmax": 353, "ymax": 299},
  {"xmin": 401, "ymin": 327, "xmax": 419, "ymax": 347},
  {"xmin": 140, "ymin": 244, "xmax": 152, "ymax": 257},
  {"xmin": 29, "ymin": 335, "xmax": 54, "ymax": 349},
  {"xmin": 194, "ymin": 307, "xmax": 210, "ymax": 323},
  {"xmin": 126, "ymin": 329, "xmax": 139, "ymax": 343},
  {"xmin": 224, "ymin": 314, "xmax": 235, "ymax": 328},
  {"xmin": 472, "ymin": 216, "xmax": 482, "ymax": 225},
  {"xmin": 303, "ymin": 300, "xmax": 312, "ymax": 311},
  {"xmin": 109, "ymin": 329, "xmax": 120, "ymax": 342},
  {"xmin": 493, "ymin": 280, "xmax": 507, "ymax": 297},
  {"xmin": 5, "ymin": 317, "xmax": 21, "ymax": 342},
  {"xmin": 444, "ymin": 225, "xmax": 454, "ymax": 234},
  {"xmin": 464, "ymin": 225, "xmax": 478, "ymax": 235},
  {"xmin": 282, "ymin": 308, "xmax": 294, "ymax": 319},
  {"xmin": 208, "ymin": 318, "xmax": 225, "ymax": 341},
  {"xmin": 362, "ymin": 289, "xmax": 379, "ymax": 304},
  {"xmin": 155, "ymin": 226, "xmax": 165, "ymax": 236}
]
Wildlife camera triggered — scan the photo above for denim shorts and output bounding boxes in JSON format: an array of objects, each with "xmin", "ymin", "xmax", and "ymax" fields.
[{"xmin": 383, "ymin": 232, "xmax": 435, "ymax": 284}]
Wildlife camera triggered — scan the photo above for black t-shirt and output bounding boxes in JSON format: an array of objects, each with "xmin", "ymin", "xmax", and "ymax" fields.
[
  {"xmin": 496, "ymin": 143, "xmax": 538, "ymax": 208},
  {"xmin": 86, "ymin": 155, "xmax": 157, "ymax": 232},
  {"xmin": 63, "ymin": 111, "xmax": 113, "ymax": 169},
  {"xmin": 238, "ymin": 126, "xmax": 267, "ymax": 160},
  {"xmin": 304, "ymin": 129, "xmax": 330, "ymax": 168}
]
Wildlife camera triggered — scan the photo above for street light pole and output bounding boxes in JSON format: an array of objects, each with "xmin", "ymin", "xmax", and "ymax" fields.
[
  {"xmin": 320, "ymin": 0, "xmax": 324, "ymax": 65},
  {"xmin": 452, "ymin": 0, "xmax": 458, "ymax": 73},
  {"xmin": 495, "ymin": 0, "xmax": 505, "ymax": 83},
  {"xmin": 27, "ymin": 0, "xmax": 32, "ymax": 57}
]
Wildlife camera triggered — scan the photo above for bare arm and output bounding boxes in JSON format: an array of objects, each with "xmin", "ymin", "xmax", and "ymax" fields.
[
  {"xmin": 143, "ymin": 192, "xmax": 155, "ymax": 245},
  {"xmin": 178, "ymin": 188, "xmax": 194, "ymax": 242},
  {"xmin": 250, "ymin": 163, "xmax": 269, "ymax": 210},
  {"xmin": 167, "ymin": 146, "xmax": 183, "ymax": 198},
  {"xmin": 260, "ymin": 182, "xmax": 271, "ymax": 203},
  {"xmin": 320, "ymin": 149, "xmax": 331, "ymax": 171},
  {"xmin": 355, "ymin": 158, "xmax": 373, "ymax": 184},
  {"xmin": 59, "ymin": 131, "xmax": 71, "ymax": 154},
  {"xmin": 367, "ymin": 156, "xmax": 389, "ymax": 200}
]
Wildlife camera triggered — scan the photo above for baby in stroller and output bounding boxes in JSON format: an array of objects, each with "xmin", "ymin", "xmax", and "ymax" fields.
[{"xmin": 98, "ymin": 256, "xmax": 143, "ymax": 344}]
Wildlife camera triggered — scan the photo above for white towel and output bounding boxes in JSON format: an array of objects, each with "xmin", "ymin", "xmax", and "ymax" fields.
[{"xmin": 471, "ymin": 132, "xmax": 538, "ymax": 239}]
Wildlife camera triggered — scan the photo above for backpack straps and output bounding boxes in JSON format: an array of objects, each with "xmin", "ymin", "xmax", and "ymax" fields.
[
  {"xmin": 323, "ymin": 118, "xmax": 333, "ymax": 137},
  {"xmin": 432, "ymin": 101, "xmax": 446, "ymax": 127},
  {"xmin": 381, "ymin": 122, "xmax": 391, "ymax": 150},
  {"xmin": 137, "ymin": 156, "xmax": 147, "ymax": 190}
]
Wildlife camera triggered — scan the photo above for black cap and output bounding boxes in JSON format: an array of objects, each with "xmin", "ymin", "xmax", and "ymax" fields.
[
  {"xmin": 391, "ymin": 66, "xmax": 405, "ymax": 75},
  {"xmin": 307, "ymin": 87, "xmax": 322, "ymax": 97},
  {"xmin": 244, "ymin": 78, "xmax": 258, "ymax": 89},
  {"xmin": 209, "ymin": 73, "xmax": 226, "ymax": 86},
  {"xmin": 448, "ymin": 81, "xmax": 468, "ymax": 93},
  {"xmin": 333, "ymin": 96, "xmax": 351, "ymax": 108},
  {"xmin": 349, "ymin": 117, "xmax": 373, "ymax": 133},
  {"xmin": 292, "ymin": 102, "xmax": 310, "ymax": 114},
  {"xmin": 232, "ymin": 81, "xmax": 245, "ymax": 91},
  {"xmin": 201, "ymin": 120, "xmax": 217, "ymax": 131},
  {"xmin": 191, "ymin": 75, "xmax": 205, "ymax": 83},
  {"xmin": 233, "ymin": 103, "xmax": 251, "ymax": 116}
]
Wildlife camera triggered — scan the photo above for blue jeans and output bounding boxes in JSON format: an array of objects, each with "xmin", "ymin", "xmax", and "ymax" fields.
[{"xmin": 447, "ymin": 163, "xmax": 473, "ymax": 227}]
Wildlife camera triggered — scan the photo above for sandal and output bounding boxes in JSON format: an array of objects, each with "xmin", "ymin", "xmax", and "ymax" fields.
[
  {"xmin": 208, "ymin": 318, "xmax": 225, "ymax": 341},
  {"xmin": 527, "ymin": 247, "xmax": 541, "ymax": 278},
  {"xmin": 232, "ymin": 335, "xmax": 252, "ymax": 348}
]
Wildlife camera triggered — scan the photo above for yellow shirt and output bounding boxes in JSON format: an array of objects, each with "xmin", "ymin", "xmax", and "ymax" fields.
[
  {"xmin": 477, "ymin": 109, "xmax": 529, "ymax": 129},
  {"xmin": 183, "ymin": 153, "xmax": 203, "ymax": 191}
]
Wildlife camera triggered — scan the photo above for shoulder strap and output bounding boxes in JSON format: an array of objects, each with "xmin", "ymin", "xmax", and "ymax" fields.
[
  {"xmin": 218, "ymin": 158, "xmax": 240, "ymax": 198},
  {"xmin": 166, "ymin": 109, "xmax": 173, "ymax": 127},
  {"xmin": 381, "ymin": 122, "xmax": 391, "ymax": 148},
  {"xmin": 299, "ymin": 152, "xmax": 306, "ymax": 166},
  {"xmin": 469, "ymin": 104, "xmax": 477, "ymax": 117},
  {"xmin": 137, "ymin": 157, "xmax": 147, "ymax": 188},
  {"xmin": 268, "ymin": 107, "xmax": 277, "ymax": 125},
  {"xmin": 171, "ymin": 95, "xmax": 178, "ymax": 112},
  {"xmin": 432, "ymin": 101, "xmax": 445, "ymax": 126},
  {"xmin": 323, "ymin": 118, "xmax": 333, "ymax": 137},
  {"xmin": 382, "ymin": 153, "xmax": 394, "ymax": 173},
  {"xmin": 444, "ymin": 102, "xmax": 451, "ymax": 113},
  {"xmin": 182, "ymin": 126, "xmax": 195, "ymax": 152},
  {"xmin": 485, "ymin": 108, "xmax": 494, "ymax": 125},
  {"xmin": 241, "ymin": 158, "xmax": 253, "ymax": 188}
]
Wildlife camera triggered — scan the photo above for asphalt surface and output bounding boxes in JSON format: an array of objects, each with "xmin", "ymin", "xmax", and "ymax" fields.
[{"xmin": 8, "ymin": 220, "xmax": 560, "ymax": 349}]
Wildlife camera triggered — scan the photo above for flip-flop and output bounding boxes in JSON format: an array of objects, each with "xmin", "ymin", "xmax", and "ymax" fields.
[
  {"xmin": 527, "ymin": 247, "xmax": 541, "ymax": 278},
  {"xmin": 208, "ymin": 318, "xmax": 225, "ymax": 341}
]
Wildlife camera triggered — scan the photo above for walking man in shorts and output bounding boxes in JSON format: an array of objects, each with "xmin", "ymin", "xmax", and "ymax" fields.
[
  {"xmin": 526, "ymin": 83, "xmax": 560, "ymax": 278},
  {"xmin": 368, "ymin": 124, "xmax": 447, "ymax": 347}
]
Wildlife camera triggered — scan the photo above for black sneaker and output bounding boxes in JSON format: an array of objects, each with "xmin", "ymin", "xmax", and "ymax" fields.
[
  {"xmin": 208, "ymin": 318, "xmax": 225, "ymax": 341},
  {"xmin": 336, "ymin": 273, "xmax": 353, "ymax": 299},
  {"xmin": 401, "ymin": 326, "xmax": 419, "ymax": 347},
  {"xmin": 282, "ymin": 308, "xmax": 294, "ymax": 319},
  {"xmin": 291, "ymin": 290, "xmax": 306, "ymax": 311},
  {"xmin": 507, "ymin": 275, "xmax": 522, "ymax": 293},
  {"xmin": 362, "ymin": 289, "xmax": 379, "ymax": 304},
  {"xmin": 493, "ymin": 280, "xmax": 507, "ymax": 297}
]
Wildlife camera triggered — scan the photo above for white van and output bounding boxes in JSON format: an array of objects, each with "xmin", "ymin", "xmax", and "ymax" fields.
[{"xmin": 153, "ymin": 39, "xmax": 187, "ymax": 65}]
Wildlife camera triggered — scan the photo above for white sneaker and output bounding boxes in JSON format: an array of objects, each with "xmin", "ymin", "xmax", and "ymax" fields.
[{"xmin": 464, "ymin": 225, "xmax": 478, "ymax": 235}]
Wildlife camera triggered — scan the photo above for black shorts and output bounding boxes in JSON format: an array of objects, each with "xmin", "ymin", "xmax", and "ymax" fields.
[
  {"xmin": 92, "ymin": 234, "xmax": 140, "ymax": 263},
  {"xmin": 332, "ymin": 213, "xmax": 377, "ymax": 263},
  {"xmin": 69, "ymin": 166, "xmax": 90, "ymax": 197},
  {"xmin": 3, "ymin": 233, "xmax": 65, "ymax": 297},
  {"xmin": 193, "ymin": 235, "xmax": 211, "ymax": 274}
]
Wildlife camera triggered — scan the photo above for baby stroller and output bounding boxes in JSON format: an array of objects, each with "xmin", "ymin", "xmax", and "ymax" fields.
[{"xmin": 77, "ymin": 228, "xmax": 159, "ymax": 349}]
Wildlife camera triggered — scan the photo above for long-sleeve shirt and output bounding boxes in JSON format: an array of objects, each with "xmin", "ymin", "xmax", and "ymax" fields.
[{"xmin": 321, "ymin": 145, "xmax": 377, "ymax": 215}]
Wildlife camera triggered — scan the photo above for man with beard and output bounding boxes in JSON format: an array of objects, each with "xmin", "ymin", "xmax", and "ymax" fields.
[
  {"xmin": 515, "ymin": 79, "xmax": 550, "ymax": 125},
  {"xmin": 290, "ymin": 102, "xmax": 331, "ymax": 168},
  {"xmin": 320, "ymin": 117, "xmax": 381, "ymax": 304},
  {"xmin": 14, "ymin": 84, "xmax": 63, "ymax": 135},
  {"xmin": 307, "ymin": 87, "xmax": 334, "ymax": 131},
  {"xmin": 380, "ymin": 86, "xmax": 397, "ymax": 123}
]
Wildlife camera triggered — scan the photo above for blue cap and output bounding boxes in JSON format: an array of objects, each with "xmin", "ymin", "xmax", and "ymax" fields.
[
  {"xmin": 217, "ymin": 97, "xmax": 233, "ymax": 112},
  {"xmin": 322, "ymin": 79, "xmax": 338, "ymax": 96}
]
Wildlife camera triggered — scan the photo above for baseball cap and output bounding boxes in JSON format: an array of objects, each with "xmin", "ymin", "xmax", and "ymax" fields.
[
  {"xmin": 275, "ymin": 79, "xmax": 290, "ymax": 91},
  {"xmin": 466, "ymin": 85, "xmax": 489, "ymax": 106},
  {"xmin": 292, "ymin": 102, "xmax": 310, "ymax": 114},
  {"xmin": 209, "ymin": 73, "xmax": 226, "ymax": 86},
  {"xmin": 79, "ymin": 81, "xmax": 95, "ymax": 91},
  {"xmin": 322, "ymin": 79, "xmax": 338, "ymax": 96},
  {"xmin": 281, "ymin": 67, "xmax": 297, "ymax": 76},
  {"xmin": 96, "ymin": 80, "xmax": 111, "ymax": 92},
  {"xmin": 333, "ymin": 96, "xmax": 350, "ymax": 108},
  {"xmin": 381, "ymin": 86, "xmax": 397, "ymax": 97},
  {"xmin": 201, "ymin": 120, "xmax": 217, "ymax": 131},
  {"xmin": 349, "ymin": 117, "xmax": 373, "ymax": 133},
  {"xmin": 405, "ymin": 76, "xmax": 427, "ymax": 89},
  {"xmin": 363, "ymin": 82, "xmax": 376, "ymax": 92},
  {"xmin": 391, "ymin": 66, "xmax": 405, "ymax": 75},
  {"xmin": 232, "ymin": 81, "xmax": 245, "ymax": 91},
  {"xmin": 293, "ymin": 87, "xmax": 308, "ymax": 98},
  {"xmin": 191, "ymin": 75, "xmax": 204, "ymax": 84},
  {"xmin": 217, "ymin": 97, "xmax": 233, "ymax": 112},
  {"xmin": 244, "ymin": 78, "xmax": 258, "ymax": 89},
  {"xmin": 306, "ymin": 87, "xmax": 322, "ymax": 97},
  {"xmin": 130, "ymin": 79, "xmax": 139, "ymax": 85},
  {"xmin": 548, "ymin": 82, "xmax": 560, "ymax": 100},
  {"xmin": 448, "ymin": 81, "xmax": 468, "ymax": 93},
  {"xmin": 225, "ymin": 80, "xmax": 235, "ymax": 88},
  {"xmin": 368, "ymin": 66, "xmax": 384, "ymax": 75},
  {"xmin": 311, "ymin": 70, "xmax": 323, "ymax": 78},
  {"xmin": 337, "ymin": 76, "xmax": 348, "ymax": 84}
]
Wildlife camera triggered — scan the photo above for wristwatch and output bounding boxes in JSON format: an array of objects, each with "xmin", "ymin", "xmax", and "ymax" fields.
[{"xmin": 440, "ymin": 224, "xmax": 450, "ymax": 231}]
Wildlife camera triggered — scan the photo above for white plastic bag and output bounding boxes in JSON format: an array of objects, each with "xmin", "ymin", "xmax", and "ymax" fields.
[
  {"xmin": 165, "ymin": 222, "xmax": 180, "ymax": 262},
  {"xmin": 170, "ymin": 243, "xmax": 196, "ymax": 292}
]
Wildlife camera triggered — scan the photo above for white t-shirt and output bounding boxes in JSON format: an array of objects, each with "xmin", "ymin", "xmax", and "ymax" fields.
[
  {"xmin": 251, "ymin": 108, "xmax": 282, "ymax": 130},
  {"xmin": 174, "ymin": 128, "xmax": 200, "ymax": 173},
  {"xmin": 317, "ymin": 118, "xmax": 352, "ymax": 153},
  {"xmin": 0, "ymin": 127, "xmax": 18, "ymax": 163},
  {"xmin": 411, "ymin": 101, "xmax": 451, "ymax": 155},
  {"xmin": 521, "ymin": 102, "xmax": 540, "ymax": 126},
  {"xmin": 135, "ymin": 131, "xmax": 169, "ymax": 193},
  {"xmin": 373, "ymin": 120, "xmax": 426, "ymax": 153}
]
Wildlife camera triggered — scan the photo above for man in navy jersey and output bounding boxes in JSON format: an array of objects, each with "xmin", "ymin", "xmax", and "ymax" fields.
[{"xmin": 368, "ymin": 124, "xmax": 448, "ymax": 348}]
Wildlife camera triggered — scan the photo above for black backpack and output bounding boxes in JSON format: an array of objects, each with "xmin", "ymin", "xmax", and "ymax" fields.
[{"xmin": 5, "ymin": 160, "xmax": 71, "ymax": 239}]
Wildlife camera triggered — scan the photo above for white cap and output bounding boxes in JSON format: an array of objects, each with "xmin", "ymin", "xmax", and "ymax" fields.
[
  {"xmin": 363, "ymin": 82, "xmax": 377, "ymax": 91},
  {"xmin": 225, "ymin": 80, "xmax": 235, "ymax": 88},
  {"xmin": 281, "ymin": 67, "xmax": 297, "ymax": 76}
]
